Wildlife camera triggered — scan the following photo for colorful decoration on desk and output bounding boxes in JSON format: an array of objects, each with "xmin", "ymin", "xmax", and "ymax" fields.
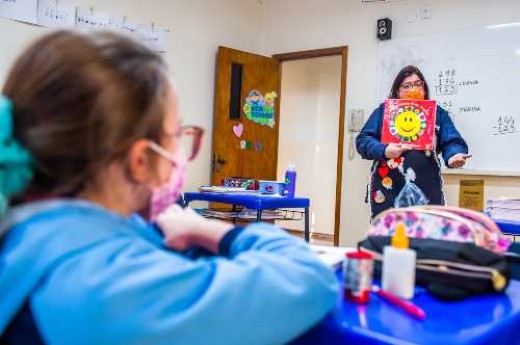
[
  {"xmin": 243, "ymin": 89, "xmax": 277, "ymax": 128},
  {"xmin": 382, "ymin": 99, "xmax": 436, "ymax": 150},
  {"xmin": 232, "ymin": 123, "xmax": 244, "ymax": 138},
  {"xmin": 258, "ymin": 180, "xmax": 285, "ymax": 195},
  {"xmin": 239, "ymin": 139, "xmax": 263, "ymax": 151},
  {"xmin": 223, "ymin": 177, "xmax": 258, "ymax": 190}
]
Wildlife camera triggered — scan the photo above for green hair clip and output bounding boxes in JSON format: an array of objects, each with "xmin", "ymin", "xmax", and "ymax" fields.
[{"xmin": 0, "ymin": 95, "xmax": 33, "ymax": 215}]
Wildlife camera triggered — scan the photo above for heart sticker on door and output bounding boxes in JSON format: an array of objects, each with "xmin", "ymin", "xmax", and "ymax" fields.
[{"xmin": 233, "ymin": 123, "xmax": 244, "ymax": 138}]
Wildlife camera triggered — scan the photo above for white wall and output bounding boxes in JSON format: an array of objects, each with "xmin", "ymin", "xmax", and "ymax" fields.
[
  {"xmin": 0, "ymin": 0, "xmax": 265, "ymax": 192},
  {"xmin": 444, "ymin": 175, "xmax": 520, "ymax": 206},
  {"xmin": 276, "ymin": 56, "xmax": 342, "ymax": 236},
  {"xmin": 260, "ymin": 0, "xmax": 520, "ymax": 247}
]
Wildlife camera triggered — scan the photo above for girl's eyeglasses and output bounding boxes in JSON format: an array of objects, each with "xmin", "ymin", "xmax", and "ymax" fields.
[
  {"xmin": 161, "ymin": 125, "xmax": 204, "ymax": 162},
  {"xmin": 400, "ymin": 80, "xmax": 425, "ymax": 91}
]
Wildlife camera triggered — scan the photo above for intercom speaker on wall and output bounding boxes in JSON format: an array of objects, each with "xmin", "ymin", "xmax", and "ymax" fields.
[
  {"xmin": 377, "ymin": 18, "xmax": 392, "ymax": 40},
  {"xmin": 348, "ymin": 109, "xmax": 365, "ymax": 132}
]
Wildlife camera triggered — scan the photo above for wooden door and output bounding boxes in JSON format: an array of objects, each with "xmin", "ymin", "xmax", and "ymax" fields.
[{"xmin": 211, "ymin": 46, "xmax": 281, "ymax": 186}]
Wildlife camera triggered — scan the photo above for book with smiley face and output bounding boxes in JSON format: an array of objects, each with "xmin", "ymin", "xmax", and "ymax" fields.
[{"xmin": 381, "ymin": 99, "xmax": 437, "ymax": 150}]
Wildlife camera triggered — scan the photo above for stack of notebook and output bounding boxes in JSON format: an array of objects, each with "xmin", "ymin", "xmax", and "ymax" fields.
[
  {"xmin": 486, "ymin": 198, "xmax": 520, "ymax": 222},
  {"xmin": 198, "ymin": 185, "xmax": 259, "ymax": 194}
]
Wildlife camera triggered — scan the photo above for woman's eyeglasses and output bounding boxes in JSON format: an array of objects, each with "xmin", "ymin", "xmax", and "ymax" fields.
[
  {"xmin": 160, "ymin": 125, "xmax": 205, "ymax": 162},
  {"xmin": 400, "ymin": 80, "xmax": 425, "ymax": 91}
]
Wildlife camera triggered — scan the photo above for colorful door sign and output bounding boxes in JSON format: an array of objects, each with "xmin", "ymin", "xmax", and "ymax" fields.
[{"xmin": 243, "ymin": 89, "xmax": 277, "ymax": 128}]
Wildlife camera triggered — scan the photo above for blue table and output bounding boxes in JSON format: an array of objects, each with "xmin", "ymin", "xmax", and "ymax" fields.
[
  {"xmin": 293, "ymin": 273, "xmax": 520, "ymax": 345},
  {"xmin": 183, "ymin": 192, "xmax": 311, "ymax": 241},
  {"xmin": 495, "ymin": 219, "xmax": 520, "ymax": 237}
]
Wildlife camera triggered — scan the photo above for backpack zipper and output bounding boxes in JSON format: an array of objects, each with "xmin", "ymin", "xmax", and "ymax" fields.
[{"xmin": 360, "ymin": 247, "xmax": 507, "ymax": 291}]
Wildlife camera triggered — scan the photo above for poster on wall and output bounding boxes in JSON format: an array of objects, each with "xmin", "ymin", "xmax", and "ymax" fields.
[
  {"xmin": 135, "ymin": 24, "xmax": 167, "ymax": 52},
  {"xmin": 242, "ymin": 89, "xmax": 277, "ymax": 128},
  {"xmin": 459, "ymin": 180, "xmax": 484, "ymax": 211},
  {"xmin": 37, "ymin": 0, "xmax": 76, "ymax": 28},
  {"xmin": 75, "ymin": 6, "xmax": 109, "ymax": 30},
  {"xmin": 0, "ymin": 0, "xmax": 38, "ymax": 24},
  {"xmin": 381, "ymin": 99, "xmax": 437, "ymax": 150}
]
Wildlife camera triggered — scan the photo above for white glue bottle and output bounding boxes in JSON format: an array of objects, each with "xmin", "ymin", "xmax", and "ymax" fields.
[{"xmin": 382, "ymin": 222, "xmax": 416, "ymax": 299}]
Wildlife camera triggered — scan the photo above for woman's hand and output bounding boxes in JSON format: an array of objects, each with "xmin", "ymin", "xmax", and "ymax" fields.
[
  {"xmin": 448, "ymin": 153, "xmax": 472, "ymax": 168},
  {"xmin": 156, "ymin": 205, "xmax": 234, "ymax": 253},
  {"xmin": 384, "ymin": 143, "xmax": 412, "ymax": 159}
]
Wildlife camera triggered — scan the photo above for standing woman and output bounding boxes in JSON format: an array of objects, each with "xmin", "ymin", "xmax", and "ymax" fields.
[
  {"xmin": 356, "ymin": 65, "xmax": 471, "ymax": 219},
  {"xmin": 0, "ymin": 31, "xmax": 338, "ymax": 345}
]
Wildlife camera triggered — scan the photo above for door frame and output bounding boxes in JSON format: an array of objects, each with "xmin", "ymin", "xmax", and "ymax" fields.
[{"xmin": 273, "ymin": 46, "xmax": 348, "ymax": 246}]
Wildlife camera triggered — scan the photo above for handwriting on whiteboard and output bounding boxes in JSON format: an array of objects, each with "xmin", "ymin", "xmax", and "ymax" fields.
[
  {"xmin": 492, "ymin": 116, "xmax": 518, "ymax": 136},
  {"xmin": 434, "ymin": 69, "xmax": 457, "ymax": 96},
  {"xmin": 434, "ymin": 68, "xmax": 483, "ymax": 118}
]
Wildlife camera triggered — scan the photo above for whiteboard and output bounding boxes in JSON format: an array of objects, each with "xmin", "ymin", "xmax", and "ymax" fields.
[{"xmin": 376, "ymin": 23, "xmax": 520, "ymax": 176}]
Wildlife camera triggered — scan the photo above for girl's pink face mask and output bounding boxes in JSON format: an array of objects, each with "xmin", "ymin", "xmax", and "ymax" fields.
[{"xmin": 147, "ymin": 141, "xmax": 187, "ymax": 221}]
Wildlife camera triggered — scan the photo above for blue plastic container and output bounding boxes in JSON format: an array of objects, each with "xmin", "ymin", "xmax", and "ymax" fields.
[{"xmin": 284, "ymin": 163, "xmax": 297, "ymax": 198}]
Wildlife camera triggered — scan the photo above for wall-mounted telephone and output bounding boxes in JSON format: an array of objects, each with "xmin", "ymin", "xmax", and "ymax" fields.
[
  {"xmin": 347, "ymin": 109, "xmax": 365, "ymax": 132},
  {"xmin": 347, "ymin": 109, "xmax": 366, "ymax": 160}
]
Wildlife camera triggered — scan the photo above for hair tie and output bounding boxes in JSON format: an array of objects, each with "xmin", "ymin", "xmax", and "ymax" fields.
[{"xmin": 0, "ymin": 95, "xmax": 33, "ymax": 215}]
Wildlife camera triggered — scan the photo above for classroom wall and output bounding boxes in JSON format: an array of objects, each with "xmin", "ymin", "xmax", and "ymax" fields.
[
  {"xmin": 444, "ymin": 175, "xmax": 520, "ymax": 207},
  {"xmin": 0, "ymin": 0, "xmax": 265, "ymax": 192},
  {"xmin": 259, "ymin": 0, "xmax": 520, "ymax": 246}
]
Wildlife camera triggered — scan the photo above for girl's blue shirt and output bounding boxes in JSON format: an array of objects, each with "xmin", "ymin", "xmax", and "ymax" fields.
[{"xmin": 0, "ymin": 200, "xmax": 338, "ymax": 345}]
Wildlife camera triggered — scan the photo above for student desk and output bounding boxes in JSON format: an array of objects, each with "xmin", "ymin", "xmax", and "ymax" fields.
[
  {"xmin": 183, "ymin": 192, "xmax": 311, "ymax": 242},
  {"xmin": 495, "ymin": 219, "xmax": 520, "ymax": 238},
  {"xmin": 293, "ymin": 274, "xmax": 520, "ymax": 345}
]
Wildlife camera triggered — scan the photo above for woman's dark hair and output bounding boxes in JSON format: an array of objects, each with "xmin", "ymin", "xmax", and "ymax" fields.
[
  {"xmin": 3, "ymin": 30, "xmax": 169, "ymax": 196},
  {"xmin": 389, "ymin": 65, "xmax": 430, "ymax": 99}
]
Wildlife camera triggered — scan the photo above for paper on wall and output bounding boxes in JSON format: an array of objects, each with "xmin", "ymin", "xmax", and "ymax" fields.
[
  {"xmin": 1, "ymin": 1, "xmax": 168, "ymax": 53},
  {"xmin": 0, "ymin": 0, "xmax": 38, "ymax": 24},
  {"xmin": 107, "ymin": 17, "xmax": 166, "ymax": 52},
  {"xmin": 37, "ymin": 0, "xmax": 75, "ymax": 28},
  {"xmin": 75, "ymin": 6, "xmax": 109, "ymax": 31},
  {"xmin": 135, "ymin": 24, "xmax": 167, "ymax": 52},
  {"xmin": 107, "ymin": 15, "xmax": 138, "ymax": 38}
]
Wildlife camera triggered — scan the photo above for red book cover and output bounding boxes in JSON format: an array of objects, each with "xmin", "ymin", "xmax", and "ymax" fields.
[{"xmin": 381, "ymin": 99, "xmax": 437, "ymax": 150}]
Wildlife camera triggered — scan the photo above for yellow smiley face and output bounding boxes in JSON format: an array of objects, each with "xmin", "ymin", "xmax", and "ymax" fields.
[{"xmin": 394, "ymin": 111, "xmax": 421, "ymax": 139}]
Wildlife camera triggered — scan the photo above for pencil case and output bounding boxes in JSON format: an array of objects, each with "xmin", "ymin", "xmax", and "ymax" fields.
[
  {"xmin": 368, "ymin": 205, "xmax": 511, "ymax": 254},
  {"xmin": 359, "ymin": 236, "xmax": 511, "ymax": 300}
]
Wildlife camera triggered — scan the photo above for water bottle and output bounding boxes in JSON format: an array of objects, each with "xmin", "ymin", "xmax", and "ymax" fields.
[{"xmin": 284, "ymin": 163, "xmax": 297, "ymax": 198}]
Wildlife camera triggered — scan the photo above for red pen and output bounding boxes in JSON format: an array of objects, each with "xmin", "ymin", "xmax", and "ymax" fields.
[{"xmin": 372, "ymin": 286, "xmax": 426, "ymax": 320}]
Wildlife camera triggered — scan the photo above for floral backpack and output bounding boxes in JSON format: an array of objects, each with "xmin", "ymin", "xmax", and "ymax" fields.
[
  {"xmin": 368, "ymin": 205, "xmax": 511, "ymax": 254},
  {"xmin": 361, "ymin": 205, "xmax": 513, "ymax": 300}
]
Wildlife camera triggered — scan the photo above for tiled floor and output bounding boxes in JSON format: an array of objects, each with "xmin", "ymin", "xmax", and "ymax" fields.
[
  {"xmin": 286, "ymin": 229, "xmax": 335, "ymax": 246},
  {"xmin": 311, "ymin": 238, "xmax": 334, "ymax": 246}
]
